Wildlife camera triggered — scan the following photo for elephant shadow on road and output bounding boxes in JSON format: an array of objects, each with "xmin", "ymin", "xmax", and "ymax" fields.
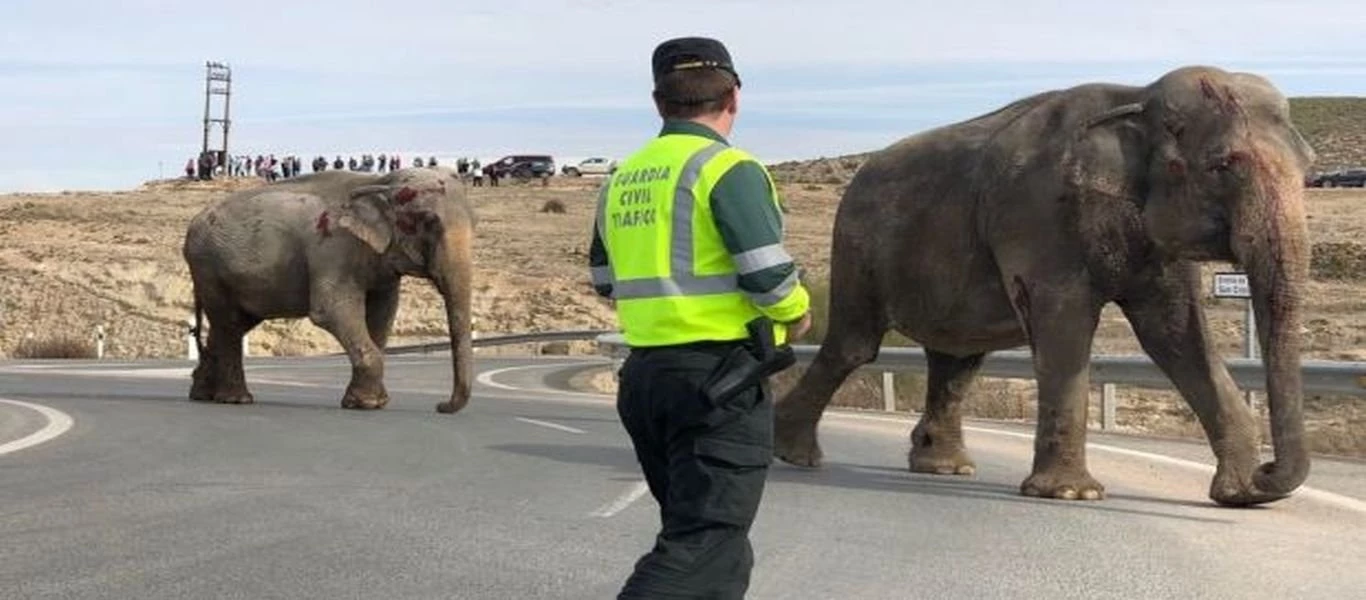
[{"xmin": 489, "ymin": 443, "xmax": 1236, "ymax": 525}]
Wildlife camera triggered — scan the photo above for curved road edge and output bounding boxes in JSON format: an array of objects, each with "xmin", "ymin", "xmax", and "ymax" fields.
[
  {"xmin": 529, "ymin": 360, "xmax": 1366, "ymax": 516},
  {"xmin": 0, "ymin": 397, "xmax": 75, "ymax": 456}
]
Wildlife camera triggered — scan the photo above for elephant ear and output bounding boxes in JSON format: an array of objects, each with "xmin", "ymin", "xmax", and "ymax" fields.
[
  {"xmin": 1064, "ymin": 101, "xmax": 1148, "ymax": 201},
  {"xmin": 335, "ymin": 184, "xmax": 394, "ymax": 254}
]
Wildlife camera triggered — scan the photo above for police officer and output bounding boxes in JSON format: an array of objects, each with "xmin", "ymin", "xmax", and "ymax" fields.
[{"xmin": 588, "ymin": 36, "xmax": 812, "ymax": 599}]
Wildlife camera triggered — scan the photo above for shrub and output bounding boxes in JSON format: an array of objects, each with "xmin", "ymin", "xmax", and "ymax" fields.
[
  {"xmin": 540, "ymin": 199, "xmax": 566, "ymax": 214},
  {"xmin": 13, "ymin": 333, "xmax": 97, "ymax": 359}
]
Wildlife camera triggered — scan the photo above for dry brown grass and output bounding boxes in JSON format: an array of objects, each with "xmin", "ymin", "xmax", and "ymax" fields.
[{"xmin": 12, "ymin": 333, "xmax": 97, "ymax": 359}]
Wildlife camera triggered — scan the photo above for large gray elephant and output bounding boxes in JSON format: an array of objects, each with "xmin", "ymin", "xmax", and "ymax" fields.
[
  {"xmin": 182, "ymin": 167, "xmax": 476, "ymax": 414},
  {"xmin": 775, "ymin": 66, "xmax": 1315, "ymax": 507}
]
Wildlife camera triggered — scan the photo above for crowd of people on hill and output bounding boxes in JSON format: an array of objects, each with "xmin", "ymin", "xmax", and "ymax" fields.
[{"xmin": 185, "ymin": 151, "xmax": 494, "ymax": 185}]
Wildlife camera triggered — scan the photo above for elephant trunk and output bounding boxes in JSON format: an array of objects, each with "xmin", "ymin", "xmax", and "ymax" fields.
[
  {"xmin": 1229, "ymin": 150, "xmax": 1311, "ymax": 498},
  {"xmin": 432, "ymin": 224, "xmax": 474, "ymax": 414}
]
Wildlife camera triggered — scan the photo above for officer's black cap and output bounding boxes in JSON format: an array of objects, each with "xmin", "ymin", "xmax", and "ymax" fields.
[{"xmin": 651, "ymin": 36, "xmax": 741, "ymax": 87}]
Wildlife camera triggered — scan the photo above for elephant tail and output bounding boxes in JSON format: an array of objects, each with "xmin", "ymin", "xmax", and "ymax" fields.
[{"xmin": 192, "ymin": 295, "xmax": 207, "ymax": 357}]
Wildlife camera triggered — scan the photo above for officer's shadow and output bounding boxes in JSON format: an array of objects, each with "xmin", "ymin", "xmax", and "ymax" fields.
[{"xmin": 487, "ymin": 443, "xmax": 1233, "ymax": 524}]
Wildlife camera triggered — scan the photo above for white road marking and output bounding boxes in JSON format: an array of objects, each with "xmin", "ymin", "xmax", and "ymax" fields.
[
  {"xmin": 475, "ymin": 362, "xmax": 618, "ymax": 400},
  {"xmin": 0, "ymin": 398, "xmax": 75, "ymax": 457},
  {"xmin": 0, "ymin": 366, "xmax": 192, "ymax": 379},
  {"xmin": 827, "ymin": 411, "xmax": 1366, "ymax": 515},
  {"xmin": 592, "ymin": 481, "xmax": 650, "ymax": 518},
  {"xmin": 474, "ymin": 365, "xmax": 526, "ymax": 391},
  {"xmin": 514, "ymin": 417, "xmax": 585, "ymax": 435}
]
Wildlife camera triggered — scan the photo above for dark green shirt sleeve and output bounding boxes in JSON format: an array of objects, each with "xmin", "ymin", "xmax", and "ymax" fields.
[
  {"xmin": 710, "ymin": 160, "xmax": 809, "ymax": 322},
  {"xmin": 588, "ymin": 184, "xmax": 613, "ymax": 298}
]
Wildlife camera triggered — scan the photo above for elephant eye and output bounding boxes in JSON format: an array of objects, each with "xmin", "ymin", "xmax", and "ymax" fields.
[{"xmin": 1164, "ymin": 120, "xmax": 1185, "ymax": 139}]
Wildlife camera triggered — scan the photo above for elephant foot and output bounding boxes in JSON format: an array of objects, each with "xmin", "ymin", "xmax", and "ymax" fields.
[
  {"xmin": 774, "ymin": 412, "xmax": 823, "ymax": 468},
  {"xmin": 435, "ymin": 395, "xmax": 469, "ymax": 414},
  {"xmin": 213, "ymin": 391, "xmax": 255, "ymax": 405},
  {"xmin": 1208, "ymin": 463, "xmax": 1288, "ymax": 507},
  {"xmin": 1020, "ymin": 468, "xmax": 1105, "ymax": 501},
  {"xmin": 341, "ymin": 388, "xmax": 389, "ymax": 410},
  {"xmin": 908, "ymin": 423, "xmax": 976, "ymax": 475}
]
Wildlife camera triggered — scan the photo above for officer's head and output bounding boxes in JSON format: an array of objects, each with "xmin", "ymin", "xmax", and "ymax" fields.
[{"xmin": 651, "ymin": 37, "xmax": 741, "ymax": 126}]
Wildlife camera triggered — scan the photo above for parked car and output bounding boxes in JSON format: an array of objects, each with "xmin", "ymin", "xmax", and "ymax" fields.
[
  {"xmin": 562, "ymin": 157, "xmax": 617, "ymax": 177},
  {"xmin": 483, "ymin": 154, "xmax": 556, "ymax": 180},
  {"xmin": 1307, "ymin": 168, "xmax": 1366, "ymax": 188}
]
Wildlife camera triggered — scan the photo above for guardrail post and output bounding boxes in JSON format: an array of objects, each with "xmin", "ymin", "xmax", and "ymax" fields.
[
  {"xmin": 882, "ymin": 371, "xmax": 896, "ymax": 412},
  {"xmin": 1245, "ymin": 304, "xmax": 1259, "ymax": 412},
  {"xmin": 242, "ymin": 333, "xmax": 249, "ymax": 357},
  {"xmin": 95, "ymin": 325, "xmax": 106, "ymax": 359},
  {"xmin": 1101, "ymin": 383, "xmax": 1117, "ymax": 430},
  {"xmin": 186, "ymin": 320, "xmax": 199, "ymax": 361}
]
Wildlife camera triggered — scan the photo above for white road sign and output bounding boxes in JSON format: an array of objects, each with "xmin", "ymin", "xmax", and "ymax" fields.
[{"xmin": 1213, "ymin": 272, "xmax": 1251, "ymax": 298}]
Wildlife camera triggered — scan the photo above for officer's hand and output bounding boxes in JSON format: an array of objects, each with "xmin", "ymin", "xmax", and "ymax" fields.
[{"xmin": 786, "ymin": 312, "xmax": 812, "ymax": 341}]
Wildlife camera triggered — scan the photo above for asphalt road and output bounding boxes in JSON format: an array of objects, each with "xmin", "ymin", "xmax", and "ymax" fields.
[{"xmin": 1, "ymin": 354, "xmax": 1364, "ymax": 600}]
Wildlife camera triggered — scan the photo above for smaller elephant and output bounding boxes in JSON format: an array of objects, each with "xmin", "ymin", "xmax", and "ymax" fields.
[{"xmin": 182, "ymin": 167, "xmax": 476, "ymax": 413}]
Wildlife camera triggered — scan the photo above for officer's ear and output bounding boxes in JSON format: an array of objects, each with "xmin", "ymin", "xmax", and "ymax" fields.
[{"xmin": 725, "ymin": 85, "xmax": 740, "ymax": 116}]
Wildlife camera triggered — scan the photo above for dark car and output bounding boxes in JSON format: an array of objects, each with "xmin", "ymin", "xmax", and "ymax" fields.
[
  {"xmin": 482, "ymin": 154, "xmax": 556, "ymax": 180},
  {"xmin": 1307, "ymin": 168, "xmax": 1366, "ymax": 188}
]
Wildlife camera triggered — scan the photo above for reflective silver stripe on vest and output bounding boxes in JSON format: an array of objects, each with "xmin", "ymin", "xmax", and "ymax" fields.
[
  {"xmin": 610, "ymin": 141, "xmax": 734, "ymax": 300},
  {"xmin": 731, "ymin": 243, "xmax": 793, "ymax": 275},
  {"xmin": 746, "ymin": 270, "xmax": 799, "ymax": 307},
  {"xmin": 590, "ymin": 265, "xmax": 613, "ymax": 287}
]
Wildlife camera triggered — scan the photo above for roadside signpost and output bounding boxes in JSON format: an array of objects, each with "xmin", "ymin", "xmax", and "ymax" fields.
[{"xmin": 1213, "ymin": 272, "xmax": 1258, "ymax": 410}]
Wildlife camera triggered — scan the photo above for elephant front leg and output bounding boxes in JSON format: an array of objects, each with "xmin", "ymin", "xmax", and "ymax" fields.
[
  {"xmin": 908, "ymin": 349, "xmax": 984, "ymax": 476},
  {"xmin": 1118, "ymin": 269, "xmax": 1268, "ymax": 505},
  {"xmin": 311, "ymin": 287, "xmax": 389, "ymax": 410},
  {"xmin": 1012, "ymin": 277, "xmax": 1106, "ymax": 501}
]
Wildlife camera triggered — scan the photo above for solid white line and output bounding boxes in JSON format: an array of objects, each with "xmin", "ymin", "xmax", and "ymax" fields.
[
  {"xmin": 0, "ymin": 398, "xmax": 75, "ymax": 457},
  {"xmin": 825, "ymin": 410, "xmax": 1366, "ymax": 515},
  {"xmin": 514, "ymin": 416, "xmax": 586, "ymax": 435},
  {"xmin": 592, "ymin": 481, "xmax": 650, "ymax": 517}
]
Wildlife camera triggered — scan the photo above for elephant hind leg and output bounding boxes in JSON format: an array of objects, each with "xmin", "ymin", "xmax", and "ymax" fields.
[
  {"xmin": 774, "ymin": 265, "xmax": 888, "ymax": 468},
  {"xmin": 365, "ymin": 285, "xmax": 401, "ymax": 351},
  {"xmin": 909, "ymin": 349, "xmax": 984, "ymax": 476},
  {"xmin": 207, "ymin": 307, "xmax": 262, "ymax": 405}
]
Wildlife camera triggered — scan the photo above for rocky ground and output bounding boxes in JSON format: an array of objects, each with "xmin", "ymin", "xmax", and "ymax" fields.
[{"xmin": 2, "ymin": 172, "xmax": 1363, "ymax": 456}]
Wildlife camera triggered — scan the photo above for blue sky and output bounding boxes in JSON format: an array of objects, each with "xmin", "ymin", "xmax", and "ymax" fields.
[{"xmin": 3, "ymin": 0, "xmax": 1366, "ymax": 192}]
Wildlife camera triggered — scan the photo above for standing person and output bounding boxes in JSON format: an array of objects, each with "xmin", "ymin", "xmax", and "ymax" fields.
[{"xmin": 588, "ymin": 36, "xmax": 811, "ymax": 599}]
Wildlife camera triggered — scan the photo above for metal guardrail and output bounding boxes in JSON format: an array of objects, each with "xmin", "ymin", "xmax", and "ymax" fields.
[
  {"xmin": 593, "ymin": 333, "xmax": 1366, "ymax": 397},
  {"xmin": 382, "ymin": 329, "xmax": 613, "ymax": 355}
]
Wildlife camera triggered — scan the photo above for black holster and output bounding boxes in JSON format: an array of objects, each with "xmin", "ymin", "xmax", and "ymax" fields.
[{"xmin": 702, "ymin": 317, "xmax": 796, "ymax": 409}]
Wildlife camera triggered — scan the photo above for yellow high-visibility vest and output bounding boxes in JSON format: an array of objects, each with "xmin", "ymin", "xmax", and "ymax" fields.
[{"xmin": 597, "ymin": 133, "xmax": 793, "ymax": 347}]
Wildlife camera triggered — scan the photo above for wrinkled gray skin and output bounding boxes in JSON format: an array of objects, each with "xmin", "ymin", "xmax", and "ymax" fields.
[
  {"xmin": 182, "ymin": 167, "xmax": 476, "ymax": 414},
  {"xmin": 775, "ymin": 66, "xmax": 1315, "ymax": 506}
]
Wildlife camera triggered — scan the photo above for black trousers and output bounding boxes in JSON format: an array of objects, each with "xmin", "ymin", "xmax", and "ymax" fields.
[{"xmin": 616, "ymin": 342, "xmax": 774, "ymax": 600}]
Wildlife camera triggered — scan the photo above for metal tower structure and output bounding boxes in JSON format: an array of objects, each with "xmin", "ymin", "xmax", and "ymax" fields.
[{"xmin": 201, "ymin": 61, "xmax": 232, "ymax": 171}]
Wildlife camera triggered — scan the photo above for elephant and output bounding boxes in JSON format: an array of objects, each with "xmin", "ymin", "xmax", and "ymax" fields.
[
  {"xmin": 182, "ymin": 166, "xmax": 476, "ymax": 414},
  {"xmin": 774, "ymin": 65, "xmax": 1315, "ymax": 507}
]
